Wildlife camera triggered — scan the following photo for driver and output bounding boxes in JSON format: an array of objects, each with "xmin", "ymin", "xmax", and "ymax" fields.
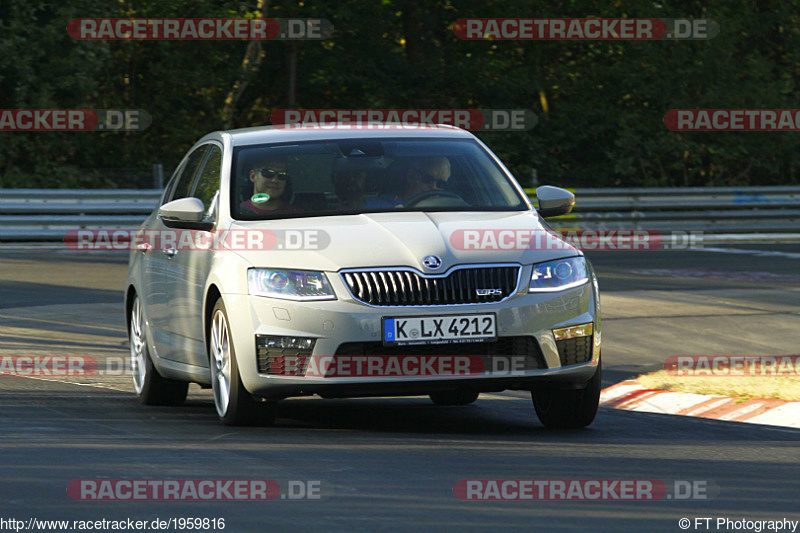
[
  {"xmin": 363, "ymin": 156, "xmax": 451, "ymax": 208},
  {"xmin": 404, "ymin": 156, "xmax": 451, "ymax": 200}
]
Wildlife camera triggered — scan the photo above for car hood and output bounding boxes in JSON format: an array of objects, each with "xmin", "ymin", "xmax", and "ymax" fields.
[{"xmin": 228, "ymin": 211, "xmax": 579, "ymax": 272}]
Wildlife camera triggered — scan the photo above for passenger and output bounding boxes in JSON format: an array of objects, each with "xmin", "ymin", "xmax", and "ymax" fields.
[
  {"xmin": 240, "ymin": 155, "xmax": 302, "ymax": 215},
  {"xmin": 332, "ymin": 160, "xmax": 368, "ymax": 210}
]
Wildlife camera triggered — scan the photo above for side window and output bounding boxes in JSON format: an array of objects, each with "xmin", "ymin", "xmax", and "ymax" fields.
[
  {"xmin": 161, "ymin": 160, "xmax": 185, "ymax": 205},
  {"xmin": 190, "ymin": 145, "xmax": 222, "ymax": 220},
  {"xmin": 167, "ymin": 145, "xmax": 209, "ymax": 203}
]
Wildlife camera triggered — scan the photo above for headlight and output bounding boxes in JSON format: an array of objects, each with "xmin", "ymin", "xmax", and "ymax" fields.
[
  {"xmin": 248, "ymin": 268, "xmax": 336, "ymax": 301},
  {"xmin": 529, "ymin": 256, "xmax": 589, "ymax": 292}
]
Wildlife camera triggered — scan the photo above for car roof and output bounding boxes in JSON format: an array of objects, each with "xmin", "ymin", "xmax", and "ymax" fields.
[{"xmin": 198, "ymin": 124, "xmax": 476, "ymax": 147}]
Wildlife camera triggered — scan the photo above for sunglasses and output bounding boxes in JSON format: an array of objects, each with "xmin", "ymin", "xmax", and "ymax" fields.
[
  {"xmin": 414, "ymin": 169, "xmax": 448, "ymax": 189},
  {"xmin": 259, "ymin": 168, "xmax": 289, "ymax": 180}
]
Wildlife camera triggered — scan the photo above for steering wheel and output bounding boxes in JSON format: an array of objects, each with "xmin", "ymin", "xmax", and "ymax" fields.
[{"xmin": 403, "ymin": 190, "xmax": 469, "ymax": 207}]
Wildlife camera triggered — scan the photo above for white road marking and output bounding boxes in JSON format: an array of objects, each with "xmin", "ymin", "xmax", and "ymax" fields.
[{"xmin": 3, "ymin": 374, "xmax": 131, "ymax": 393}]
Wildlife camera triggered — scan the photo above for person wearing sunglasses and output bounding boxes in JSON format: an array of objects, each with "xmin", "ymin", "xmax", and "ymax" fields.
[
  {"xmin": 240, "ymin": 155, "xmax": 302, "ymax": 215},
  {"xmin": 362, "ymin": 156, "xmax": 451, "ymax": 209},
  {"xmin": 404, "ymin": 157, "xmax": 451, "ymax": 199}
]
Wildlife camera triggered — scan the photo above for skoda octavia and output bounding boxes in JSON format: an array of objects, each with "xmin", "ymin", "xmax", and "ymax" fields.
[{"xmin": 125, "ymin": 125, "xmax": 601, "ymax": 427}]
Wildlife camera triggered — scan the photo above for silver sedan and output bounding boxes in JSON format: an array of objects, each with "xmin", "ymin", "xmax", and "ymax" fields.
[{"xmin": 125, "ymin": 125, "xmax": 601, "ymax": 427}]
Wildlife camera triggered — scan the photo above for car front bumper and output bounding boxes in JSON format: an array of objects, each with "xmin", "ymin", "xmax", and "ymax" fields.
[{"xmin": 223, "ymin": 278, "xmax": 600, "ymax": 399}]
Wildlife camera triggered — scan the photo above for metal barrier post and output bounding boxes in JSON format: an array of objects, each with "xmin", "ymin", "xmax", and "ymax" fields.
[{"xmin": 152, "ymin": 164, "xmax": 164, "ymax": 189}]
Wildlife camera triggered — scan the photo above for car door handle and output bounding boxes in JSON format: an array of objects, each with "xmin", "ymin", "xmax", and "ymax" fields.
[{"xmin": 162, "ymin": 247, "xmax": 178, "ymax": 258}]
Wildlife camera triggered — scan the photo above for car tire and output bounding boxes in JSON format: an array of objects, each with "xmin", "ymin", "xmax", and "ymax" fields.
[
  {"xmin": 532, "ymin": 357, "xmax": 601, "ymax": 429},
  {"xmin": 209, "ymin": 298, "xmax": 277, "ymax": 426},
  {"xmin": 429, "ymin": 391, "xmax": 480, "ymax": 406},
  {"xmin": 129, "ymin": 295, "xmax": 188, "ymax": 406}
]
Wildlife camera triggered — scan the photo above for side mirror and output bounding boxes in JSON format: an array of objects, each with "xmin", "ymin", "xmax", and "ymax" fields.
[
  {"xmin": 536, "ymin": 186, "xmax": 575, "ymax": 218},
  {"xmin": 159, "ymin": 197, "xmax": 213, "ymax": 230}
]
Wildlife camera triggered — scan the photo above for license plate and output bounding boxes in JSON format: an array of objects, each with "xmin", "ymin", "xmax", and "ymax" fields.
[{"xmin": 382, "ymin": 314, "xmax": 496, "ymax": 346}]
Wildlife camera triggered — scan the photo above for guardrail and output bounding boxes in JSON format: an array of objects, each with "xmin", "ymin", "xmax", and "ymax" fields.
[
  {"xmin": 0, "ymin": 189, "xmax": 161, "ymax": 242},
  {"xmin": 532, "ymin": 186, "xmax": 800, "ymax": 233},
  {"xmin": 1, "ymin": 186, "xmax": 799, "ymax": 242}
]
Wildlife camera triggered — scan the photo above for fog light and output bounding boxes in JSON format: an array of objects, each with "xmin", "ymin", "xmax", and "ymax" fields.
[
  {"xmin": 256, "ymin": 335, "xmax": 316, "ymax": 375},
  {"xmin": 260, "ymin": 336, "xmax": 315, "ymax": 351},
  {"xmin": 552, "ymin": 323, "xmax": 593, "ymax": 341}
]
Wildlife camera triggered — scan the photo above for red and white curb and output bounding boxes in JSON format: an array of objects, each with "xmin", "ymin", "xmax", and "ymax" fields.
[{"xmin": 600, "ymin": 380, "xmax": 800, "ymax": 429}]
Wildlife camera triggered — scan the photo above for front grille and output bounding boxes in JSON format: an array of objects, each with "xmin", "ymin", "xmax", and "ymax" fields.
[
  {"xmin": 556, "ymin": 336, "xmax": 593, "ymax": 366},
  {"xmin": 341, "ymin": 266, "xmax": 520, "ymax": 306},
  {"xmin": 335, "ymin": 336, "xmax": 546, "ymax": 371}
]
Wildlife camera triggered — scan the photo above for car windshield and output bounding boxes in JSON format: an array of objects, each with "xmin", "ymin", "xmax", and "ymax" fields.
[{"xmin": 230, "ymin": 138, "xmax": 528, "ymax": 219}]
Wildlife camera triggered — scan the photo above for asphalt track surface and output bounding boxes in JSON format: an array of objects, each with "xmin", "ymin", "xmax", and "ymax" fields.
[{"xmin": 0, "ymin": 244, "xmax": 798, "ymax": 532}]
